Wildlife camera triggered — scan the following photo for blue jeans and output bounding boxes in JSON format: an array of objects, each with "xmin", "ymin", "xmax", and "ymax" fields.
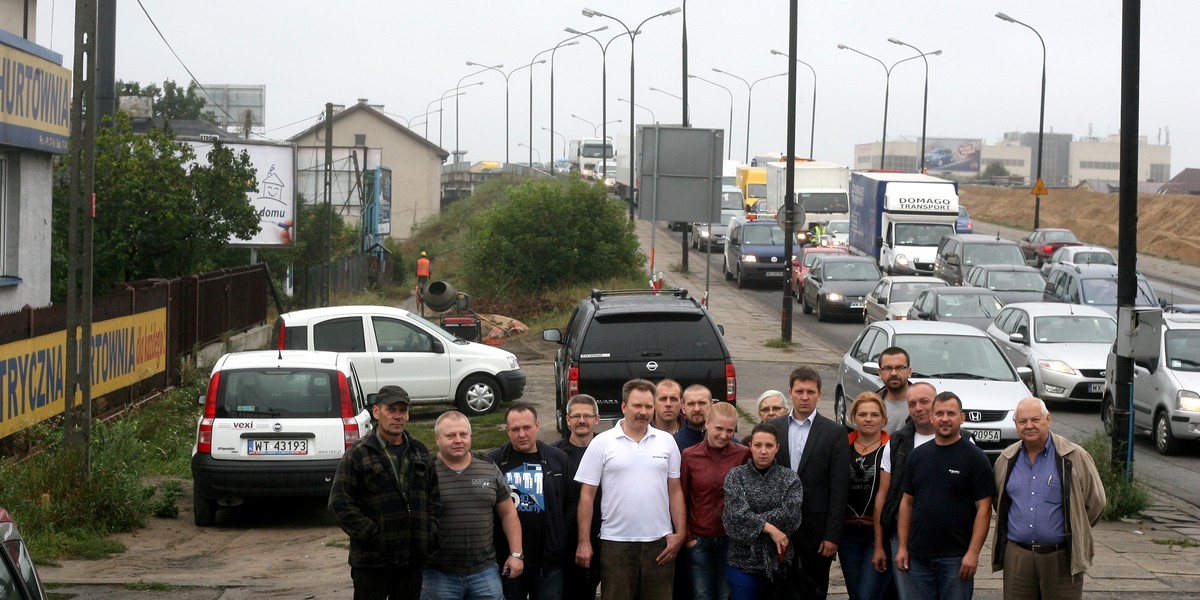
[
  {"xmin": 421, "ymin": 565, "xmax": 504, "ymax": 600},
  {"xmin": 686, "ymin": 537, "xmax": 730, "ymax": 600},
  {"xmin": 890, "ymin": 534, "xmax": 911, "ymax": 600},
  {"xmin": 502, "ymin": 565, "xmax": 562, "ymax": 600},
  {"xmin": 906, "ymin": 556, "xmax": 973, "ymax": 600},
  {"xmin": 725, "ymin": 566, "xmax": 766, "ymax": 600},
  {"xmin": 838, "ymin": 525, "xmax": 890, "ymax": 600}
]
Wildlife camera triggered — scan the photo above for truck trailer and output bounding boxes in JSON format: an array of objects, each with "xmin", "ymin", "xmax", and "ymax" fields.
[
  {"xmin": 848, "ymin": 172, "xmax": 959, "ymax": 276},
  {"xmin": 765, "ymin": 160, "xmax": 850, "ymax": 243},
  {"xmin": 735, "ymin": 165, "xmax": 768, "ymax": 211}
]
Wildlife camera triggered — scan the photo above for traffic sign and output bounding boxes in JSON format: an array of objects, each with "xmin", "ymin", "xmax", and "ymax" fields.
[
  {"xmin": 776, "ymin": 206, "xmax": 806, "ymax": 231},
  {"xmin": 1031, "ymin": 178, "xmax": 1049, "ymax": 196}
]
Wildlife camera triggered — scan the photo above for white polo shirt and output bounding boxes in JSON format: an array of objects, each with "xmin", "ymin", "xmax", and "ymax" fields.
[{"xmin": 575, "ymin": 419, "xmax": 681, "ymax": 542}]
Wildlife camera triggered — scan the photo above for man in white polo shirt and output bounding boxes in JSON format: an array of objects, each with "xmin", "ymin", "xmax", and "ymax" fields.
[{"xmin": 575, "ymin": 378, "xmax": 687, "ymax": 600}]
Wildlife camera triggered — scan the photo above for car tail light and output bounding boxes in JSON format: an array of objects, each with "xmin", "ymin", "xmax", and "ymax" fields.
[
  {"xmin": 338, "ymin": 372, "xmax": 359, "ymax": 449},
  {"xmin": 726, "ymin": 362, "xmax": 737, "ymax": 404},
  {"xmin": 567, "ymin": 367, "xmax": 579, "ymax": 398},
  {"xmin": 1043, "ymin": 245, "xmax": 1054, "ymax": 254},
  {"xmin": 197, "ymin": 372, "xmax": 221, "ymax": 454},
  {"xmin": 895, "ymin": 315, "xmax": 908, "ymax": 320}
]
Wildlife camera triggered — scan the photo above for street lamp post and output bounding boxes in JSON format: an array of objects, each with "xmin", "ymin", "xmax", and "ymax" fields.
[
  {"xmin": 618, "ymin": 97, "xmax": 656, "ymax": 124},
  {"xmin": 837, "ymin": 44, "xmax": 940, "ymax": 170},
  {"xmin": 465, "ymin": 60, "xmax": 543, "ymax": 165},
  {"xmin": 889, "ymin": 38, "xmax": 933, "ymax": 172},
  {"xmin": 769, "ymin": 49, "xmax": 818, "ymax": 159},
  {"xmin": 584, "ymin": 6, "xmax": 683, "ymax": 220},
  {"xmin": 997, "ymin": 11, "xmax": 1047, "ymax": 229},
  {"xmin": 526, "ymin": 44, "xmax": 563, "ymax": 167},
  {"xmin": 689, "ymin": 74, "xmax": 734, "ymax": 159},
  {"xmin": 549, "ymin": 29, "xmax": 605, "ymax": 169},
  {"xmin": 542, "ymin": 127, "xmax": 567, "ymax": 160},
  {"xmin": 711, "ymin": 68, "xmax": 787, "ymax": 163},
  {"xmin": 431, "ymin": 87, "xmax": 475, "ymax": 145},
  {"xmin": 648, "ymin": 86, "xmax": 691, "ymax": 114},
  {"xmin": 454, "ymin": 66, "xmax": 500, "ymax": 163},
  {"xmin": 571, "ymin": 113, "xmax": 598, "ymax": 135},
  {"xmin": 518, "ymin": 143, "xmax": 541, "ymax": 165},
  {"xmin": 569, "ymin": 30, "xmax": 626, "ymax": 178}
]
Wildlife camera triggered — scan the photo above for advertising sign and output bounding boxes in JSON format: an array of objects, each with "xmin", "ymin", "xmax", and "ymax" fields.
[
  {"xmin": 923, "ymin": 137, "xmax": 982, "ymax": 173},
  {"xmin": 0, "ymin": 309, "xmax": 167, "ymax": 439},
  {"xmin": 188, "ymin": 140, "xmax": 297, "ymax": 247},
  {"xmin": 0, "ymin": 42, "xmax": 71, "ymax": 154}
]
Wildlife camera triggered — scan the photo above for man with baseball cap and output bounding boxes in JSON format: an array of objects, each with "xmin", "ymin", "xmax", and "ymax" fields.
[{"xmin": 330, "ymin": 385, "xmax": 440, "ymax": 600}]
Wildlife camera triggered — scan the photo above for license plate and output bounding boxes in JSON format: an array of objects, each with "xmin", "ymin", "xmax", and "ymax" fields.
[
  {"xmin": 850, "ymin": 302, "xmax": 864, "ymax": 308},
  {"xmin": 765, "ymin": 271, "xmax": 784, "ymax": 277},
  {"xmin": 1088, "ymin": 383, "xmax": 1104, "ymax": 393},
  {"xmin": 970, "ymin": 429, "xmax": 1000, "ymax": 443},
  {"xmin": 248, "ymin": 439, "xmax": 308, "ymax": 455}
]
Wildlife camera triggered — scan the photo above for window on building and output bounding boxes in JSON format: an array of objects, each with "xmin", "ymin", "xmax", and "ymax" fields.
[
  {"xmin": 354, "ymin": 134, "xmax": 367, "ymax": 146},
  {"xmin": 1079, "ymin": 161, "xmax": 1120, "ymax": 170},
  {"xmin": 1150, "ymin": 163, "xmax": 1170, "ymax": 183}
]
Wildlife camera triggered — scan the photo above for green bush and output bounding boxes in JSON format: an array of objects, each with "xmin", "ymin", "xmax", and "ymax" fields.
[
  {"xmin": 152, "ymin": 480, "xmax": 184, "ymax": 518},
  {"xmin": 1078, "ymin": 432, "xmax": 1151, "ymax": 520},
  {"xmin": 461, "ymin": 178, "xmax": 644, "ymax": 296}
]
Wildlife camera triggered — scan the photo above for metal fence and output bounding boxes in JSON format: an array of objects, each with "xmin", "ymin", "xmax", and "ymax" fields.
[{"xmin": 293, "ymin": 254, "xmax": 396, "ymax": 310}]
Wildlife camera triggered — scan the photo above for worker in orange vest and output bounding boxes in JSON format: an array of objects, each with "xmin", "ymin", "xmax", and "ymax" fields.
[{"xmin": 416, "ymin": 251, "xmax": 432, "ymax": 293}]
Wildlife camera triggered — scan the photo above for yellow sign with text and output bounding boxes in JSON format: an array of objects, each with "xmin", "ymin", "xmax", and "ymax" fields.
[{"xmin": 0, "ymin": 308, "xmax": 167, "ymax": 439}]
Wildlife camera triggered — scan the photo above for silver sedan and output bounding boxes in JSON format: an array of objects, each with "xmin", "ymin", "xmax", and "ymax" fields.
[
  {"xmin": 863, "ymin": 275, "xmax": 948, "ymax": 324},
  {"xmin": 985, "ymin": 302, "xmax": 1116, "ymax": 404}
]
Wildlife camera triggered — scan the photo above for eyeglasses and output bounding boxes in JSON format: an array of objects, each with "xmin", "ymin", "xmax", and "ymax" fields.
[
  {"xmin": 567, "ymin": 414, "xmax": 597, "ymax": 421},
  {"xmin": 878, "ymin": 365, "xmax": 910, "ymax": 373},
  {"xmin": 759, "ymin": 405, "xmax": 786, "ymax": 414}
]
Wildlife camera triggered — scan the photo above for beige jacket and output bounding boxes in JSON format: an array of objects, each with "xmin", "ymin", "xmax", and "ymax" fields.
[{"xmin": 991, "ymin": 431, "xmax": 1106, "ymax": 575}]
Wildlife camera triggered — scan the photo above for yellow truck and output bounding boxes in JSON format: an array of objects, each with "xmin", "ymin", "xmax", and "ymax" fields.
[{"xmin": 735, "ymin": 165, "xmax": 768, "ymax": 212}]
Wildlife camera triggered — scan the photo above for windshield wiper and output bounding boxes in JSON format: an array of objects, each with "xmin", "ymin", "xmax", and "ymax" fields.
[
  {"xmin": 927, "ymin": 372, "xmax": 990, "ymax": 380},
  {"xmin": 1174, "ymin": 358, "xmax": 1200, "ymax": 368}
]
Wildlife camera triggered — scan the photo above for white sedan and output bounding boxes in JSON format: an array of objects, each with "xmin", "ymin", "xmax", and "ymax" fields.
[{"xmin": 862, "ymin": 275, "xmax": 948, "ymax": 324}]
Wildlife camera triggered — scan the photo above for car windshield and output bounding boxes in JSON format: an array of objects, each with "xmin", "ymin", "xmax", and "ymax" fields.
[
  {"xmin": 958, "ymin": 207, "xmax": 969, "ymax": 217},
  {"xmin": 1033, "ymin": 315, "xmax": 1117, "ymax": 344},
  {"xmin": 799, "ymin": 192, "xmax": 849, "ymax": 213},
  {"xmin": 823, "ymin": 262, "xmax": 880, "ymax": 281},
  {"xmin": 986, "ymin": 271, "xmax": 1045, "ymax": 292},
  {"xmin": 804, "ymin": 250, "xmax": 844, "ymax": 267},
  {"xmin": 744, "ymin": 226, "xmax": 787, "ymax": 245},
  {"xmin": 827, "ymin": 221, "xmax": 850, "ymax": 235},
  {"xmin": 1166, "ymin": 330, "xmax": 1200, "ymax": 372},
  {"xmin": 722, "ymin": 191, "xmax": 744, "ymax": 210},
  {"xmin": 1073, "ymin": 251, "xmax": 1115, "ymax": 266},
  {"xmin": 963, "ymin": 243, "xmax": 1025, "ymax": 266},
  {"xmin": 935, "ymin": 293, "xmax": 1004, "ymax": 318},
  {"xmin": 581, "ymin": 143, "xmax": 613, "ymax": 158},
  {"xmin": 1080, "ymin": 278, "xmax": 1158, "ymax": 307},
  {"xmin": 217, "ymin": 369, "xmax": 339, "ymax": 418},
  {"xmin": 747, "ymin": 183, "xmax": 768, "ymax": 198},
  {"xmin": 891, "ymin": 281, "xmax": 946, "ymax": 302},
  {"xmin": 895, "ymin": 333, "xmax": 1016, "ymax": 381},
  {"xmin": 1043, "ymin": 230, "xmax": 1079, "ymax": 243},
  {"xmin": 896, "ymin": 223, "xmax": 954, "ymax": 247}
]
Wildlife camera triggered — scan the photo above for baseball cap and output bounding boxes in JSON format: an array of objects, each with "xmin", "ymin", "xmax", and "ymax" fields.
[{"xmin": 375, "ymin": 385, "xmax": 411, "ymax": 406}]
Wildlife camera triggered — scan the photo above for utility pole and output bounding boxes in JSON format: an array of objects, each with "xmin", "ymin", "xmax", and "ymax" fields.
[
  {"xmin": 324, "ymin": 103, "xmax": 333, "ymax": 307},
  {"xmin": 96, "ymin": 0, "xmax": 116, "ymax": 123},
  {"xmin": 65, "ymin": 0, "xmax": 99, "ymax": 483}
]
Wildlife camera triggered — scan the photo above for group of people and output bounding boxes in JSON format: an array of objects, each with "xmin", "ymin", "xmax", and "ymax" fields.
[{"xmin": 328, "ymin": 345, "xmax": 1108, "ymax": 600}]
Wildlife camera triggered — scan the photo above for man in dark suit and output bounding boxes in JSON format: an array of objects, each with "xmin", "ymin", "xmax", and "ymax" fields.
[{"xmin": 769, "ymin": 366, "xmax": 850, "ymax": 600}]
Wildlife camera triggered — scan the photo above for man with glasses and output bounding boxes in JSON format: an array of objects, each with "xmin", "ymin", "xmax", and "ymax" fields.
[
  {"xmin": 877, "ymin": 346, "xmax": 914, "ymax": 434},
  {"xmin": 553, "ymin": 395, "xmax": 602, "ymax": 600}
]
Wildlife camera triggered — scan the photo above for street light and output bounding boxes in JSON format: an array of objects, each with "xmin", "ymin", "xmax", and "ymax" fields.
[
  {"xmin": 431, "ymin": 85, "xmax": 476, "ymax": 145},
  {"xmin": 769, "ymin": 49, "xmax": 818, "ymax": 159},
  {"xmin": 618, "ymin": 97, "xmax": 656, "ymax": 124},
  {"xmin": 648, "ymin": 86, "xmax": 691, "ymax": 114},
  {"xmin": 567, "ymin": 29, "xmax": 626, "ymax": 177},
  {"xmin": 997, "ymin": 11, "xmax": 1048, "ymax": 229},
  {"xmin": 584, "ymin": 6, "xmax": 683, "ymax": 219},
  {"xmin": 465, "ymin": 60, "xmax": 543, "ymax": 165},
  {"xmin": 571, "ymin": 113, "xmax": 598, "ymax": 135},
  {"xmin": 542, "ymin": 127, "xmax": 567, "ymax": 160},
  {"xmin": 518, "ymin": 143, "xmax": 541, "ymax": 165},
  {"xmin": 889, "ymin": 37, "xmax": 934, "ymax": 172},
  {"xmin": 548, "ymin": 30, "xmax": 604, "ymax": 168},
  {"xmin": 689, "ymin": 74, "xmax": 734, "ymax": 159},
  {"xmin": 711, "ymin": 67, "xmax": 787, "ymax": 163},
  {"xmin": 454, "ymin": 66, "xmax": 500, "ymax": 163},
  {"xmin": 837, "ymin": 44, "xmax": 939, "ymax": 170},
  {"xmin": 525, "ymin": 45, "xmax": 562, "ymax": 167}
]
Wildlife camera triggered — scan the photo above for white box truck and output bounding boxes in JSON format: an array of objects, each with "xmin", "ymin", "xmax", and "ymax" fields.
[
  {"xmin": 766, "ymin": 160, "xmax": 850, "ymax": 242},
  {"xmin": 848, "ymin": 172, "xmax": 959, "ymax": 275}
]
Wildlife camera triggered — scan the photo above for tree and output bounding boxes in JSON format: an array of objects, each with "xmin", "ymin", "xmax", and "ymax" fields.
[
  {"xmin": 50, "ymin": 112, "xmax": 260, "ymax": 299},
  {"xmin": 117, "ymin": 79, "xmax": 218, "ymax": 123},
  {"xmin": 983, "ymin": 161, "xmax": 1012, "ymax": 178}
]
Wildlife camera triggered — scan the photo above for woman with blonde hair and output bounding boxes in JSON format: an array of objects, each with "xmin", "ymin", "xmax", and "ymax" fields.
[{"xmin": 839, "ymin": 392, "xmax": 891, "ymax": 600}]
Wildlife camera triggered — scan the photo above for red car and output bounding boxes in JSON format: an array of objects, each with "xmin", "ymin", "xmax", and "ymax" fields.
[
  {"xmin": 1018, "ymin": 228, "xmax": 1082, "ymax": 268},
  {"xmin": 791, "ymin": 246, "xmax": 849, "ymax": 299}
]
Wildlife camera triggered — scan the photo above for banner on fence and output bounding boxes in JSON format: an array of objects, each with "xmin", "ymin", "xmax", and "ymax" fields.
[{"xmin": 0, "ymin": 308, "xmax": 167, "ymax": 439}]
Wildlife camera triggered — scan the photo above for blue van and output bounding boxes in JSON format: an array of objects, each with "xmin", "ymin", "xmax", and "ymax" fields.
[{"xmin": 723, "ymin": 215, "xmax": 790, "ymax": 288}]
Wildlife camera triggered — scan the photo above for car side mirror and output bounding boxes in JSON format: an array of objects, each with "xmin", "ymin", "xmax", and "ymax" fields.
[
  {"xmin": 863, "ymin": 361, "xmax": 880, "ymax": 376},
  {"xmin": 878, "ymin": 296, "xmax": 888, "ymax": 305},
  {"xmin": 946, "ymin": 256, "xmax": 961, "ymax": 266},
  {"xmin": 916, "ymin": 311, "xmax": 930, "ymax": 319},
  {"xmin": 366, "ymin": 393, "xmax": 378, "ymax": 405},
  {"xmin": 717, "ymin": 324, "xmax": 725, "ymax": 335},
  {"xmin": 197, "ymin": 394, "xmax": 205, "ymax": 406},
  {"xmin": 1159, "ymin": 297, "xmax": 1168, "ymax": 308},
  {"xmin": 431, "ymin": 339, "xmax": 445, "ymax": 354},
  {"xmin": 792, "ymin": 259, "xmax": 800, "ymax": 267},
  {"xmin": 542, "ymin": 328, "xmax": 563, "ymax": 343},
  {"xmin": 1016, "ymin": 366, "xmax": 1033, "ymax": 385},
  {"xmin": 1009, "ymin": 332, "xmax": 1028, "ymax": 345}
]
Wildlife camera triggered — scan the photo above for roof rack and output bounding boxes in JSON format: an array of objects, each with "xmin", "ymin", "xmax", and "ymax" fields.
[{"xmin": 591, "ymin": 288, "xmax": 689, "ymax": 300}]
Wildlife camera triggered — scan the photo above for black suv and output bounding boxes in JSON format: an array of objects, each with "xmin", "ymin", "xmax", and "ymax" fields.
[{"xmin": 542, "ymin": 289, "xmax": 736, "ymax": 434}]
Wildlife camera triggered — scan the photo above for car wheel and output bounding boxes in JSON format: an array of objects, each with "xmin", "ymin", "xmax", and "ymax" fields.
[
  {"xmin": 457, "ymin": 374, "xmax": 501, "ymax": 416},
  {"xmin": 194, "ymin": 492, "xmax": 217, "ymax": 527},
  {"xmin": 736, "ymin": 266, "xmax": 746, "ymax": 289},
  {"xmin": 802, "ymin": 294, "xmax": 813, "ymax": 315},
  {"xmin": 834, "ymin": 388, "xmax": 848, "ymax": 425},
  {"xmin": 556, "ymin": 401, "xmax": 569, "ymax": 436},
  {"xmin": 1026, "ymin": 368, "xmax": 1039, "ymax": 395},
  {"xmin": 723, "ymin": 257, "xmax": 733, "ymax": 280},
  {"xmin": 1101, "ymin": 395, "xmax": 1115, "ymax": 436},
  {"xmin": 1154, "ymin": 409, "xmax": 1180, "ymax": 456},
  {"xmin": 816, "ymin": 298, "xmax": 828, "ymax": 322}
]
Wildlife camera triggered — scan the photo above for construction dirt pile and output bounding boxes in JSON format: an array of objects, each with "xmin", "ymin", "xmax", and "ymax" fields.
[{"xmin": 960, "ymin": 186, "xmax": 1200, "ymax": 266}]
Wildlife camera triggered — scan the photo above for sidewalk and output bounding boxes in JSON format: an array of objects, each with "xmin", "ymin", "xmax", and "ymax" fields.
[{"xmin": 636, "ymin": 219, "xmax": 1200, "ymax": 597}]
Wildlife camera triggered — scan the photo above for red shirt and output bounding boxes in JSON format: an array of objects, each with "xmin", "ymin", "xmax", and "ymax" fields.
[{"xmin": 680, "ymin": 440, "xmax": 752, "ymax": 538}]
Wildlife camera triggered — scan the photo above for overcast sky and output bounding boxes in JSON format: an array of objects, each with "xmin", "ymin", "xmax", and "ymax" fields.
[{"xmin": 35, "ymin": 1, "xmax": 1198, "ymax": 177}]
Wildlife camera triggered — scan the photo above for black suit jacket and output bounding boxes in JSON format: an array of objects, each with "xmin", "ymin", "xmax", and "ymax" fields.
[{"xmin": 769, "ymin": 410, "xmax": 850, "ymax": 551}]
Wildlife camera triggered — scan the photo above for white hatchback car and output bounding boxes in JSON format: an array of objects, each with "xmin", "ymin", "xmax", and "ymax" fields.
[
  {"xmin": 273, "ymin": 305, "xmax": 526, "ymax": 416},
  {"xmin": 191, "ymin": 350, "xmax": 374, "ymax": 526}
]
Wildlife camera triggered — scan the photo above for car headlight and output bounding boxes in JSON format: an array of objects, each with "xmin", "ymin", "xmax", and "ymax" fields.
[
  {"xmin": 1177, "ymin": 390, "xmax": 1200, "ymax": 412},
  {"xmin": 1037, "ymin": 359, "xmax": 1076, "ymax": 375},
  {"xmin": 699, "ymin": 230, "xmax": 711, "ymax": 238},
  {"xmin": 507, "ymin": 356, "xmax": 520, "ymax": 370},
  {"xmin": 742, "ymin": 255, "xmax": 758, "ymax": 262},
  {"xmin": 895, "ymin": 254, "xmax": 910, "ymax": 266},
  {"xmin": 826, "ymin": 292, "xmax": 844, "ymax": 302}
]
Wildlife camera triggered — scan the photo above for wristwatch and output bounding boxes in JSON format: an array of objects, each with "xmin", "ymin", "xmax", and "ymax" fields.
[{"xmin": 510, "ymin": 552, "xmax": 525, "ymax": 559}]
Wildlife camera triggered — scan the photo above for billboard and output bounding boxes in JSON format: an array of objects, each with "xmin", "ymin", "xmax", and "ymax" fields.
[
  {"xmin": 923, "ymin": 137, "xmax": 982, "ymax": 173},
  {"xmin": 187, "ymin": 140, "xmax": 297, "ymax": 247},
  {"xmin": 0, "ymin": 42, "xmax": 71, "ymax": 154}
]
